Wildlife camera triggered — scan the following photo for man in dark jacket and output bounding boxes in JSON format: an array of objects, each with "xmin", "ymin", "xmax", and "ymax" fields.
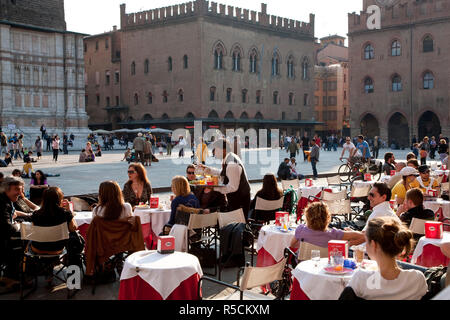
[
  {"xmin": 397, "ymin": 188, "xmax": 435, "ymax": 227},
  {"xmin": 277, "ymin": 158, "xmax": 292, "ymax": 180},
  {"xmin": 0, "ymin": 176, "xmax": 25, "ymax": 282}
]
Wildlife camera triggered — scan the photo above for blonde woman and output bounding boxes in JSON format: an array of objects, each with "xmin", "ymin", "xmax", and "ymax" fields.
[
  {"xmin": 93, "ymin": 181, "xmax": 132, "ymax": 220},
  {"xmin": 290, "ymin": 202, "xmax": 365, "ymax": 248},
  {"xmin": 167, "ymin": 176, "xmax": 199, "ymax": 226}
]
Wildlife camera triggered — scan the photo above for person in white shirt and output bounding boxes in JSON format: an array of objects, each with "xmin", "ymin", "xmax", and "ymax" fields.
[
  {"xmin": 197, "ymin": 139, "xmax": 251, "ymax": 219},
  {"xmin": 93, "ymin": 181, "xmax": 132, "ymax": 220},
  {"xmin": 341, "ymin": 217, "xmax": 428, "ymax": 300},
  {"xmin": 363, "ymin": 182, "xmax": 401, "ymax": 231},
  {"xmin": 340, "ymin": 137, "xmax": 357, "ymax": 161}
]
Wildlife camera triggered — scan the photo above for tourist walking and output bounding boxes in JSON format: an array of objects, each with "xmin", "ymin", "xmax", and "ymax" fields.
[
  {"xmin": 287, "ymin": 138, "xmax": 299, "ymax": 159},
  {"xmin": 35, "ymin": 136, "xmax": 43, "ymax": 160},
  {"xmin": 301, "ymin": 132, "xmax": 310, "ymax": 162},
  {"xmin": 0, "ymin": 131, "xmax": 8, "ymax": 155},
  {"xmin": 310, "ymin": 140, "xmax": 320, "ymax": 180},
  {"xmin": 132, "ymin": 133, "xmax": 145, "ymax": 164},
  {"xmin": 52, "ymin": 135, "xmax": 60, "ymax": 162},
  {"xmin": 178, "ymin": 136, "xmax": 186, "ymax": 158}
]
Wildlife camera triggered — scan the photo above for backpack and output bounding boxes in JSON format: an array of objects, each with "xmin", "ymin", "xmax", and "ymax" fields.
[
  {"xmin": 422, "ymin": 266, "xmax": 447, "ymax": 300},
  {"xmin": 282, "ymin": 187, "xmax": 298, "ymax": 215}
]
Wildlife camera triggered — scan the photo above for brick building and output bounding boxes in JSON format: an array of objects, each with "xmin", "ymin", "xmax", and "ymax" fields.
[
  {"xmin": 314, "ymin": 35, "xmax": 350, "ymax": 136},
  {"xmin": 84, "ymin": 1, "xmax": 320, "ymax": 138},
  {"xmin": 348, "ymin": 0, "xmax": 450, "ymax": 148},
  {"xmin": 0, "ymin": 0, "xmax": 90, "ymax": 148}
]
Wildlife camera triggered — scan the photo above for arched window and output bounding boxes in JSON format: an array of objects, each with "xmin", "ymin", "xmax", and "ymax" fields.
[
  {"xmin": 147, "ymin": 92, "xmax": 153, "ymax": 104},
  {"xmin": 391, "ymin": 40, "xmax": 401, "ymax": 56},
  {"xmin": 271, "ymin": 54, "xmax": 280, "ymax": 76},
  {"xmin": 183, "ymin": 55, "xmax": 188, "ymax": 69},
  {"xmin": 287, "ymin": 56, "xmax": 295, "ymax": 79},
  {"xmin": 178, "ymin": 89, "xmax": 184, "ymax": 102},
  {"xmin": 226, "ymin": 88, "xmax": 232, "ymax": 103},
  {"xmin": 134, "ymin": 93, "xmax": 139, "ymax": 105},
  {"xmin": 213, "ymin": 42, "xmax": 226, "ymax": 70},
  {"xmin": 249, "ymin": 49, "xmax": 258, "ymax": 74},
  {"xmin": 143, "ymin": 114, "xmax": 153, "ymax": 121},
  {"xmin": 423, "ymin": 36, "xmax": 434, "ymax": 52},
  {"xmin": 208, "ymin": 110, "xmax": 219, "ymax": 118},
  {"xmin": 364, "ymin": 44, "xmax": 374, "ymax": 60},
  {"xmin": 162, "ymin": 113, "xmax": 169, "ymax": 120},
  {"xmin": 168, "ymin": 57, "xmax": 172, "ymax": 72},
  {"xmin": 364, "ymin": 77, "xmax": 374, "ymax": 93},
  {"xmin": 185, "ymin": 112, "xmax": 195, "ymax": 119},
  {"xmin": 131, "ymin": 61, "xmax": 136, "ymax": 75},
  {"xmin": 162, "ymin": 90, "xmax": 168, "ymax": 103},
  {"xmin": 302, "ymin": 58, "xmax": 309, "ymax": 80},
  {"xmin": 210, "ymin": 86, "xmax": 216, "ymax": 101},
  {"xmin": 232, "ymin": 50, "xmax": 241, "ymax": 72},
  {"xmin": 240, "ymin": 112, "xmax": 249, "ymax": 119},
  {"xmin": 256, "ymin": 90, "xmax": 262, "ymax": 104},
  {"xmin": 224, "ymin": 111, "xmax": 234, "ymax": 119},
  {"xmin": 255, "ymin": 112, "xmax": 264, "ymax": 120},
  {"xmin": 242, "ymin": 89, "xmax": 248, "ymax": 103},
  {"xmin": 392, "ymin": 74, "xmax": 402, "ymax": 92},
  {"xmin": 273, "ymin": 91, "xmax": 279, "ymax": 105},
  {"xmin": 423, "ymin": 72, "xmax": 434, "ymax": 89},
  {"xmin": 144, "ymin": 59, "xmax": 149, "ymax": 74},
  {"xmin": 289, "ymin": 92, "xmax": 294, "ymax": 105}
]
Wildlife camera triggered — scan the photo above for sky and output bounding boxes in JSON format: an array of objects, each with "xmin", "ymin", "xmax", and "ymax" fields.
[{"xmin": 64, "ymin": 0, "xmax": 363, "ymax": 44}]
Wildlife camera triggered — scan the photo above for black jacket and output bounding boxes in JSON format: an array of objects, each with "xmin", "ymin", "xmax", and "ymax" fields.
[
  {"xmin": 219, "ymin": 222, "xmax": 252, "ymax": 268},
  {"xmin": 0, "ymin": 193, "xmax": 19, "ymax": 243},
  {"xmin": 400, "ymin": 205, "xmax": 435, "ymax": 227},
  {"xmin": 277, "ymin": 162, "xmax": 291, "ymax": 180}
]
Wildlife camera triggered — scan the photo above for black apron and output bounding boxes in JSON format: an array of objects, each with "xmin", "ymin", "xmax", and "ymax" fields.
[{"xmin": 220, "ymin": 154, "xmax": 251, "ymax": 219}]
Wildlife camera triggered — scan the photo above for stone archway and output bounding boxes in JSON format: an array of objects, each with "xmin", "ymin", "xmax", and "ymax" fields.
[
  {"xmin": 388, "ymin": 112, "xmax": 409, "ymax": 149},
  {"xmin": 418, "ymin": 111, "xmax": 441, "ymax": 140},
  {"xmin": 360, "ymin": 113, "xmax": 379, "ymax": 140}
]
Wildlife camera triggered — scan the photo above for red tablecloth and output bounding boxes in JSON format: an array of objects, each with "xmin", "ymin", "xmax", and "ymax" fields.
[
  {"xmin": 78, "ymin": 224, "xmax": 90, "ymax": 241},
  {"xmin": 297, "ymin": 192, "xmax": 322, "ymax": 222},
  {"xmin": 415, "ymin": 244, "xmax": 450, "ymax": 268},
  {"xmin": 290, "ymin": 278, "xmax": 311, "ymax": 300},
  {"xmin": 119, "ymin": 273, "xmax": 201, "ymax": 300}
]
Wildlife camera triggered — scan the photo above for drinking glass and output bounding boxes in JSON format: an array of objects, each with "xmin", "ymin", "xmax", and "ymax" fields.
[
  {"xmin": 331, "ymin": 251, "xmax": 344, "ymax": 270},
  {"xmin": 354, "ymin": 246, "xmax": 365, "ymax": 265},
  {"xmin": 311, "ymin": 250, "xmax": 321, "ymax": 268}
]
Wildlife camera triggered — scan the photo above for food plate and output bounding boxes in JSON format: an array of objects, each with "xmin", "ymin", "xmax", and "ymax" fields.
[
  {"xmin": 277, "ymin": 227, "xmax": 294, "ymax": 233},
  {"xmin": 189, "ymin": 184, "xmax": 224, "ymax": 188},
  {"xmin": 323, "ymin": 266, "xmax": 354, "ymax": 275}
]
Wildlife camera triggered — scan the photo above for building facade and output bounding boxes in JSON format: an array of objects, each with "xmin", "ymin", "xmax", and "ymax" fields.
[
  {"xmin": 0, "ymin": 0, "xmax": 90, "ymax": 148},
  {"xmin": 84, "ymin": 0, "xmax": 319, "ymax": 138},
  {"xmin": 348, "ymin": 0, "xmax": 450, "ymax": 148},
  {"xmin": 314, "ymin": 35, "xmax": 350, "ymax": 136}
]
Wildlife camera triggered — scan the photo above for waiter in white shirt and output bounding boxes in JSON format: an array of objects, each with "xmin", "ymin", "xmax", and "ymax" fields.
[{"xmin": 197, "ymin": 139, "xmax": 251, "ymax": 219}]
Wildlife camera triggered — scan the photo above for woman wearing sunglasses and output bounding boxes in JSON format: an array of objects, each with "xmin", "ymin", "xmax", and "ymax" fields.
[{"xmin": 122, "ymin": 163, "xmax": 152, "ymax": 208}]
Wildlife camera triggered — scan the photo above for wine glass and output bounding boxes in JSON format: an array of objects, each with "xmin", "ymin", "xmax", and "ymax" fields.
[{"xmin": 311, "ymin": 250, "xmax": 321, "ymax": 268}]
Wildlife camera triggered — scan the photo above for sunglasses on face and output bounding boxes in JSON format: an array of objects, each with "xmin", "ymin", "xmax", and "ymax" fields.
[
  {"xmin": 187, "ymin": 171, "xmax": 195, "ymax": 175},
  {"xmin": 128, "ymin": 170, "xmax": 136, "ymax": 174},
  {"xmin": 368, "ymin": 193, "xmax": 377, "ymax": 198}
]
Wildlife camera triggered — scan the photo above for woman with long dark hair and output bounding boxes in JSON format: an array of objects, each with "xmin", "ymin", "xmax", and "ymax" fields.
[
  {"xmin": 93, "ymin": 181, "xmax": 132, "ymax": 220},
  {"xmin": 29, "ymin": 170, "xmax": 49, "ymax": 205},
  {"xmin": 122, "ymin": 163, "xmax": 152, "ymax": 208},
  {"xmin": 248, "ymin": 173, "xmax": 284, "ymax": 220},
  {"xmin": 30, "ymin": 187, "xmax": 77, "ymax": 254}
]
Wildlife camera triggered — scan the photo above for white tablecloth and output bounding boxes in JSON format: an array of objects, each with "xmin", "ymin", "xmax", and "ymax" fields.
[
  {"xmin": 411, "ymin": 232, "xmax": 450, "ymax": 264},
  {"xmin": 353, "ymin": 180, "xmax": 376, "ymax": 188},
  {"xmin": 292, "ymin": 258, "xmax": 355, "ymax": 300},
  {"xmin": 73, "ymin": 211, "xmax": 93, "ymax": 226},
  {"xmin": 148, "ymin": 209, "xmax": 171, "ymax": 236},
  {"xmin": 120, "ymin": 250, "xmax": 203, "ymax": 300},
  {"xmin": 256, "ymin": 225, "xmax": 297, "ymax": 263},
  {"xmin": 297, "ymin": 186, "xmax": 323, "ymax": 200},
  {"xmin": 433, "ymin": 170, "xmax": 449, "ymax": 177},
  {"xmin": 424, "ymin": 200, "xmax": 450, "ymax": 220}
]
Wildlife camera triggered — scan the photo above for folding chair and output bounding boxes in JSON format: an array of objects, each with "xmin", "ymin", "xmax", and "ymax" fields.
[
  {"xmin": 199, "ymin": 257, "xmax": 288, "ymax": 300},
  {"xmin": 281, "ymin": 179, "xmax": 299, "ymax": 191},
  {"xmin": 253, "ymin": 196, "xmax": 285, "ymax": 223},
  {"xmin": 327, "ymin": 175, "xmax": 343, "ymax": 190},
  {"xmin": 297, "ymin": 241, "xmax": 328, "ymax": 262},
  {"xmin": 349, "ymin": 184, "xmax": 372, "ymax": 219},
  {"xmin": 409, "ymin": 218, "xmax": 427, "ymax": 236},
  {"xmin": 19, "ymin": 222, "xmax": 73, "ymax": 299},
  {"xmin": 440, "ymin": 182, "xmax": 449, "ymax": 198},
  {"xmin": 71, "ymin": 197, "xmax": 91, "ymax": 212},
  {"xmin": 217, "ymin": 209, "xmax": 255, "ymax": 280},
  {"xmin": 309, "ymin": 189, "xmax": 352, "ymax": 220}
]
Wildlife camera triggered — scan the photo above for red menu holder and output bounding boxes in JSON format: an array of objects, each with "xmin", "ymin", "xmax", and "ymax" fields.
[
  {"xmin": 427, "ymin": 190, "xmax": 438, "ymax": 198},
  {"xmin": 157, "ymin": 236, "xmax": 175, "ymax": 254},
  {"xmin": 443, "ymin": 165, "xmax": 448, "ymax": 170},
  {"xmin": 364, "ymin": 173, "xmax": 372, "ymax": 181},
  {"xmin": 305, "ymin": 179, "xmax": 313, "ymax": 187},
  {"xmin": 150, "ymin": 197, "xmax": 159, "ymax": 208},
  {"xmin": 389, "ymin": 200, "xmax": 396, "ymax": 210},
  {"xmin": 425, "ymin": 221, "xmax": 443, "ymax": 239},
  {"xmin": 390, "ymin": 170, "xmax": 396, "ymax": 176},
  {"xmin": 328, "ymin": 240, "xmax": 349, "ymax": 261},
  {"xmin": 275, "ymin": 212, "xmax": 289, "ymax": 226}
]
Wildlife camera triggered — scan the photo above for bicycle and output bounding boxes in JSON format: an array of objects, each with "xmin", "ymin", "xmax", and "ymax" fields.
[{"xmin": 338, "ymin": 157, "xmax": 382, "ymax": 184}]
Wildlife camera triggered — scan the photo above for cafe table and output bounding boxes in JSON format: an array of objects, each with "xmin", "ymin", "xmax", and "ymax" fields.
[
  {"xmin": 118, "ymin": 250, "xmax": 203, "ymax": 300},
  {"xmin": 432, "ymin": 170, "xmax": 449, "ymax": 183},
  {"xmin": 256, "ymin": 224, "xmax": 297, "ymax": 268},
  {"xmin": 133, "ymin": 207, "xmax": 171, "ymax": 249},
  {"xmin": 290, "ymin": 258, "xmax": 378, "ymax": 300},
  {"xmin": 296, "ymin": 186, "xmax": 333, "ymax": 220},
  {"xmin": 73, "ymin": 211, "xmax": 94, "ymax": 240},
  {"xmin": 424, "ymin": 199, "xmax": 450, "ymax": 221},
  {"xmin": 411, "ymin": 232, "xmax": 450, "ymax": 268}
]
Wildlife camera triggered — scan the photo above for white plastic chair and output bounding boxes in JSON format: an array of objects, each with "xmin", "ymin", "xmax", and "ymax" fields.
[
  {"xmin": 297, "ymin": 241, "xmax": 328, "ymax": 261},
  {"xmin": 281, "ymin": 179, "xmax": 299, "ymax": 190},
  {"xmin": 409, "ymin": 218, "xmax": 428, "ymax": 235}
]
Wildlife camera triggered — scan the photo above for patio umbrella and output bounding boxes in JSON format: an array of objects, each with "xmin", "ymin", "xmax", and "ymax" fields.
[{"xmin": 92, "ymin": 129, "xmax": 111, "ymax": 134}]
